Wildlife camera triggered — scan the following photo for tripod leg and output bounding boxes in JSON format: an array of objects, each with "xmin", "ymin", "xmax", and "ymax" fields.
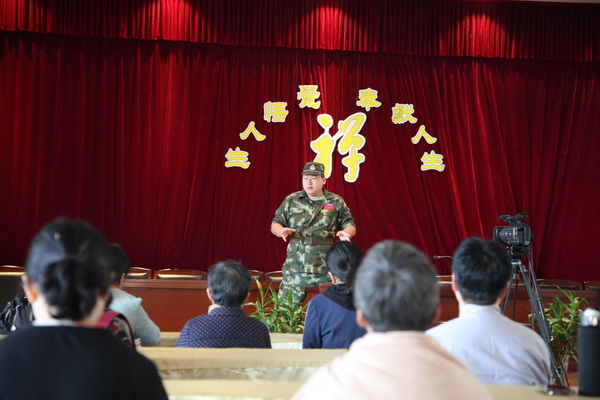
[
  {"xmin": 518, "ymin": 262, "xmax": 565, "ymax": 386},
  {"xmin": 502, "ymin": 263, "xmax": 519, "ymax": 316}
]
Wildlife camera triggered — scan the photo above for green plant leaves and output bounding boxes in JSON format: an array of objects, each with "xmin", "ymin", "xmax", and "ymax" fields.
[
  {"xmin": 244, "ymin": 282, "xmax": 308, "ymax": 333},
  {"xmin": 530, "ymin": 287, "xmax": 589, "ymax": 365}
]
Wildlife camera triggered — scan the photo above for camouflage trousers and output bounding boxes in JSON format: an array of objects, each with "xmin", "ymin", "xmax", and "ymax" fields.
[{"xmin": 278, "ymin": 266, "xmax": 331, "ymax": 307}]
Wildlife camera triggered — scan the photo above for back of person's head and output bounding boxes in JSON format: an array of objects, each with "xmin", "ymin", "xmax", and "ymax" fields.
[
  {"xmin": 452, "ymin": 237, "xmax": 512, "ymax": 305},
  {"xmin": 25, "ymin": 218, "xmax": 111, "ymax": 320},
  {"xmin": 207, "ymin": 260, "xmax": 251, "ymax": 308},
  {"xmin": 106, "ymin": 243, "xmax": 131, "ymax": 284},
  {"xmin": 325, "ymin": 241, "xmax": 363, "ymax": 292},
  {"xmin": 354, "ymin": 240, "xmax": 439, "ymax": 332}
]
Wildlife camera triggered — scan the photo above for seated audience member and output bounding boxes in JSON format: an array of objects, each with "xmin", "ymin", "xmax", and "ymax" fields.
[
  {"xmin": 427, "ymin": 237, "xmax": 550, "ymax": 386},
  {"xmin": 0, "ymin": 218, "xmax": 168, "ymax": 400},
  {"xmin": 176, "ymin": 260, "xmax": 271, "ymax": 348},
  {"xmin": 293, "ymin": 240, "xmax": 491, "ymax": 400},
  {"xmin": 106, "ymin": 244, "xmax": 160, "ymax": 346},
  {"xmin": 303, "ymin": 241, "xmax": 367, "ymax": 349}
]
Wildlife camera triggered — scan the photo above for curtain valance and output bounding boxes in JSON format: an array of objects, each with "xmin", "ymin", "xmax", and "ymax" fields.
[{"xmin": 1, "ymin": 0, "xmax": 598, "ymax": 62}]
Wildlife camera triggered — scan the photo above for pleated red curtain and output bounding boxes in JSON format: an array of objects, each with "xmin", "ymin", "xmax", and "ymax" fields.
[{"xmin": 0, "ymin": 1, "xmax": 599, "ymax": 280}]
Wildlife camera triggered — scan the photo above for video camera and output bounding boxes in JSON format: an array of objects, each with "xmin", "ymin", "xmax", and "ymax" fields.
[{"xmin": 493, "ymin": 212, "xmax": 533, "ymax": 249}]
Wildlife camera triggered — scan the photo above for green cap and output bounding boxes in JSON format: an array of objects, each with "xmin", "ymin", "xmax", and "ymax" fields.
[{"xmin": 302, "ymin": 162, "xmax": 325, "ymax": 176}]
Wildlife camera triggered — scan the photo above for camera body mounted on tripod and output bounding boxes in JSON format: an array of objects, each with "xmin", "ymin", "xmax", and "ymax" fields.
[{"xmin": 493, "ymin": 212, "xmax": 533, "ymax": 259}]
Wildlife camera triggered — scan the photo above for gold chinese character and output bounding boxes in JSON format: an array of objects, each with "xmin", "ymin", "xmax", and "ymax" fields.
[
  {"xmin": 421, "ymin": 151, "xmax": 445, "ymax": 172},
  {"xmin": 239, "ymin": 121, "xmax": 266, "ymax": 141},
  {"xmin": 391, "ymin": 103, "xmax": 418, "ymax": 124},
  {"xmin": 224, "ymin": 147, "xmax": 250, "ymax": 169},
  {"xmin": 411, "ymin": 125, "xmax": 437, "ymax": 144},
  {"xmin": 337, "ymin": 113, "xmax": 367, "ymax": 183},
  {"xmin": 310, "ymin": 112, "xmax": 367, "ymax": 182},
  {"xmin": 263, "ymin": 101, "xmax": 289, "ymax": 122},
  {"xmin": 297, "ymin": 85, "xmax": 321, "ymax": 109},
  {"xmin": 356, "ymin": 88, "xmax": 381, "ymax": 112},
  {"xmin": 341, "ymin": 146, "xmax": 366, "ymax": 183}
]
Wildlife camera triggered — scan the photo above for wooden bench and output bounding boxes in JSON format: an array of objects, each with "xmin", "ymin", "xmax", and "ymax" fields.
[{"xmin": 140, "ymin": 347, "xmax": 345, "ymax": 380}]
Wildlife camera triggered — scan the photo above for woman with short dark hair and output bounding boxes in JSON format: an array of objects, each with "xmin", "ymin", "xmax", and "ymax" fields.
[{"xmin": 0, "ymin": 218, "xmax": 168, "ymax": 400}]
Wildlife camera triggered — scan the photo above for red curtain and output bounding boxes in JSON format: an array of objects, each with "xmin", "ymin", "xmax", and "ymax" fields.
[
  {"xmin": 0, "ymin": 0, "xmax": 598, "ymax": 61},
  {"xmin": 1, "ymin": 1, "xmax": 599, "ymax": 280},
  {"xmin": 1, "ymin": 30, "xmax": 598, "ymax": 279}
]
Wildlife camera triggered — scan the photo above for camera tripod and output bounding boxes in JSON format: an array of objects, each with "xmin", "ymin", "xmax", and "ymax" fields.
[{"xmin": 501, "ymin": 249, "xmax": 564, "ymax": 386}]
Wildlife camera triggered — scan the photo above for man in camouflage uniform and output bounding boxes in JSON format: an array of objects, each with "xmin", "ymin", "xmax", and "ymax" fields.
[{"xmin": 271, "ymin": 162, "xmax": 356, "ymax": 305}]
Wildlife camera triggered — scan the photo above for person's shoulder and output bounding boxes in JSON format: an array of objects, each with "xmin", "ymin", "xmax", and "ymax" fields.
[
  {"xmin": 245, "ymin": 313, "xmax": 269, "ymax": 328},
  {"xmin": 323, "ymin": 190, "xmax": 347, "ymax": 203},
  {"xmin": 323, "ymin": 188, "xmax": 339, "ymax": 198},
  {"xmin": 285, "ymin": 190, "xmax": 305, "ymax": 200},
  {"xmin": 111, "ymin": 287, "xmax": 129, "ymax": 296},
  {"xmin": 426, "ymin": 317, "xmax": 464, "ymax": 338},
  {"xmin": 500, "ymin": 313, "xmax": 545, "ymax": 339},
  {"xmin": 275, "ymin": 191, "xmax": 305, "ymax": 209},
  {"xmin": 242, "ymin": 314, "xmax": 270, "ymax": 336},
  {"xmin": 309, "ymin": 293, "xmax": 330, "ymax": 308},
  {"xmin": 184, "ymin": 314, "xmax": 210, "ymax": 326},
  {"xmin": 0, "ymin": 326, "xmax": 33, "ymax": 349},
  {"xmin": 110, "ymin": 287, "xmax": 141, "ymax": 304},
  {"xmin": 306, "ymin": 294, "xmax": 338, "ymax": 319},
  {"xmin": 0, "ymin": 325, "xmax": 71, "ymax": 347},
  {"xmin": 293, "ymin": 353, "xmax": 373, "ymax": 399}
]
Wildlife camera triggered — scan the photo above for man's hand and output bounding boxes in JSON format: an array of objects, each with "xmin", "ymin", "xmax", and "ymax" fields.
[
  {"xmin": 336, "ymin": 230, "xmax": 352, "ymax": 241},
  {"xmin": 280, "ymin": 227, "xmax": 296, "ymax": 242},
  {"xmin": 272, "ymin": 223, "xmax": 296, "ymax": 242}
]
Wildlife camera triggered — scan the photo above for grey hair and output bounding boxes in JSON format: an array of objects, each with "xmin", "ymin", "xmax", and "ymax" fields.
[{"xmin": 354, "ymin": 240, "xmax": 439, "ymax": 332}]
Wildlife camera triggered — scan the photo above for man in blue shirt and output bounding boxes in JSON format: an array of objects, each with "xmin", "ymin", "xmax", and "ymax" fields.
[{"xmin": 427, "ymin": 237, "xmax": 550, "ymax": 386}]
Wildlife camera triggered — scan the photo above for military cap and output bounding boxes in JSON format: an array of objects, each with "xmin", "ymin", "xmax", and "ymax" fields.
[{"xmin": 302, "ymin": 162, "xmax": 325, "ymax": 176}]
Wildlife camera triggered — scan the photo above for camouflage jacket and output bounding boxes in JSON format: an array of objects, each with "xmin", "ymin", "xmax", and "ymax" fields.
[{"xmin": 272, "ymin": 189, "xmax": 356, "ymax": 274}]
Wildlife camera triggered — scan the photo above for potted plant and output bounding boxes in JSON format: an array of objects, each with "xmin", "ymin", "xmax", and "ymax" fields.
[
  {"xmin": 531, "ymin": 288, "xmax": 589, "ymax": 385},
  {"xmin": 244, "ymin": 282, "xmax": 307, "ymax": 334}
]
